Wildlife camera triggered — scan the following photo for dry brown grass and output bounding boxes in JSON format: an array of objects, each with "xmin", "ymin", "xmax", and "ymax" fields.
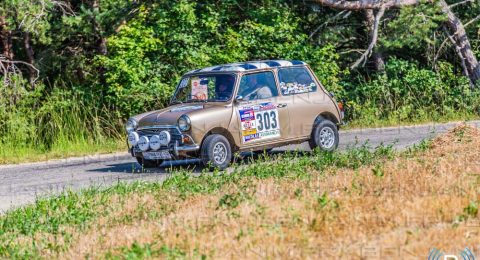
[{"xmin": 56, "ymin": 125, "xmax": 480, "ymax": 259}]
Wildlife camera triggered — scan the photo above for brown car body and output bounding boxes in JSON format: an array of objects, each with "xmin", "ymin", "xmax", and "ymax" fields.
[{"xmin": 126, "ymin": 60, "xmax": 343, "ymax": 165}]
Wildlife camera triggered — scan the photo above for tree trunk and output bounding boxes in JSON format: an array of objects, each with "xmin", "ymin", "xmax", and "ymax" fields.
[
  {"xmin": 365, "ymin": 9, "xmax": 385, "ymax": 71},
  {"xmin": 24, "ymin": 32, "xmax": 36, "ymax": 87},
  {"xmin": 92, "ymin": 0, "xmax": 107, "ymax": 55},
  {"xmin": 91, "ymin": 0, "xmax": 107, "ymax": 89},
  {"xmin": 372, "ymin": 52, "xmax": 385, "ymax": 71},
  {"xmin": 0, "ymin": 16, "xmax": 14, "ymax": 60},
  {"xmin": 439, "ymin": 0, "xmax": 480, "ymax": 83}
]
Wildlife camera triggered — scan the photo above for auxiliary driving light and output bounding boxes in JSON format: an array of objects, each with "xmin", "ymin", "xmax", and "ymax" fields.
[
  {"xmin": 138, "ymin": 136, "xmax": 150, "ymax": 152},
  {"xmin": 158, "ymin": 131, "xmax": 171, "ymax": 146},
  {"xmin": 149, "ymin": 135, "xmax": 161, "ymax": 151},
  {"xmin": 128, "ymin": 131, "xmax": 140, "ymax": 146}
]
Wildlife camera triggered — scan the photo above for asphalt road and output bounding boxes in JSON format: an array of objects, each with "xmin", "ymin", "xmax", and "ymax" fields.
[{"xmin": 0, "ymin": 120, "xmax": 479, "ymax": 213}]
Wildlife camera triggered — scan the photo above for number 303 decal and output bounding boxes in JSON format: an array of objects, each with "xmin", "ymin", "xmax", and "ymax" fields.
[{"xmin": 256, "ymin": 111, "xmax": 278, "ymax": 131}]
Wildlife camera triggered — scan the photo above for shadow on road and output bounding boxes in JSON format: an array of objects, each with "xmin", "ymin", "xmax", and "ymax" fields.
[
  {"xmin": 88, "ymin": 159, "xmax": 204, "ymax": 174},
  {"xmin": 87, "ymin": 150, "xmax": 314, "ymax": 175}
]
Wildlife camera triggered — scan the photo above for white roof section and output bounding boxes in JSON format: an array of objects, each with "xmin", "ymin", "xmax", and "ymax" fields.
[{"xmin": 186, "ymin": 60, "xmax": 307, "ymax": 74}]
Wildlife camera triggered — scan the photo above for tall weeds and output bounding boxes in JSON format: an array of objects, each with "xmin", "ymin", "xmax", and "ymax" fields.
[{"xmin": 0, "ymin": 83, "xmax": 123, "ymax": 163}]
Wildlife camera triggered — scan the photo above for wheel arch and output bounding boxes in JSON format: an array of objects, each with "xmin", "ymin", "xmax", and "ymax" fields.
[
  {"xmin": 201, "ymin": 127, "xmax": 238, "ymax": 152},
  {"xmin": 314, "ymin": 111, "xmax": 340, "ymax": 127}
]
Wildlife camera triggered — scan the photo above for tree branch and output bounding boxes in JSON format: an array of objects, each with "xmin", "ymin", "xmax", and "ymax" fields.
[
  {"xmin": 309, "ymin": 10, "xmax": 350, "ymax": 39},
  {"xmin": 0, "ymin": 55, "xmax": 40, "ymax": 86},
  {"xmin": 449, "ymin": 0, "xmax": 474, "ymax": 8},
  {"xmin": 51, "ymin": 0, "xmax": 76, "ymax": 16},
  {"xmin": 464, "ymin": 14, "xmax": 480, "ymax": 28},
  {"xmin": 310, "ymin": 0, "xmax": 421, "ymax": 10},
  {"xmin": 351, "ymin": 6, "xmax": 386, "ymax": 69}
]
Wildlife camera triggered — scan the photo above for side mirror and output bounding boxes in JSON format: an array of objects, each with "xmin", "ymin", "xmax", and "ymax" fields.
[
  {"xmin": 235, "ymin": 95, "xmax": 244, "ymax": 102},
  {"xmin": 329, "ymin": 92, "xmax": 335, "ymax": 98}
]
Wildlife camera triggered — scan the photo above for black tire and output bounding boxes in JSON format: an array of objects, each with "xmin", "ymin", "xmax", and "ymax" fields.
[
  {"xmin": 309, "ymin": 119, "xmax": 339, "ymax": 151},
  {"xmin": 201, "ymin": 134, "xmax": 232, "ymax": 170},
  {"xmin": 136, "ymin": 157, "xmax": 163, "ymax": 168}
]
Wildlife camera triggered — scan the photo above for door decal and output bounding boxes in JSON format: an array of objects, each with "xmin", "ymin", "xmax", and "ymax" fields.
[{"xmin": 239, "ymin": 102, "xmax": 280, "ymax": 143}]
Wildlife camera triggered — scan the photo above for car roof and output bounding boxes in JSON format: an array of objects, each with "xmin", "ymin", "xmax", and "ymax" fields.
[{"xmin": 185, "ymin": 60, "xmax": 307, "ymax": 75}]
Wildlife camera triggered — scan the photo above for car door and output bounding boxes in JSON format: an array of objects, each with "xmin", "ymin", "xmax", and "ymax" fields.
[{"xmin": 233, "ymin": 70, "xmax": 291, "ymax": 148}]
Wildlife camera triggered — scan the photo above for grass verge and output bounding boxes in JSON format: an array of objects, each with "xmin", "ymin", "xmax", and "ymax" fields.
[
  {"xmin": 0, "ymin": 139, "xmax": 125, "ymax": 165},
  {"xmin": 344, "ymin": 111, "xmax": 479, "ymax": 129},
  {"xmin": 1, "ymin": 126, "xmax": 479, "ymax": 258}
]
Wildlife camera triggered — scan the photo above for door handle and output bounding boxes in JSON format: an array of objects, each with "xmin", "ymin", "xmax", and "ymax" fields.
[{"xmin": 277, "ymin": 103, "xmax": 287, "ymax": 108}]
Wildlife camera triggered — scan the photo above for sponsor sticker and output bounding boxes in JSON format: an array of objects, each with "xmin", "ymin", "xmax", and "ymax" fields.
[
  {"xmin": 239, "ymin": 102, "xmax": 280, "ymax": 143},
  {"xmin": 280, "ymin": 82, "xmax": 316, "ymax": 95}
]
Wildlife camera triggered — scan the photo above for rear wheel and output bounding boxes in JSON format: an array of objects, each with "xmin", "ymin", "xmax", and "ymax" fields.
[
  {"xmin": 136, "ymin": 157, "xmax": 163, "ymax": 168},
  {"xmin": 309, "ymin": 119, "xmax": 339, "ymax": 151},
  {"xmin": 201, "ymin": 134, "xmax": 232, "ymax": 170}
]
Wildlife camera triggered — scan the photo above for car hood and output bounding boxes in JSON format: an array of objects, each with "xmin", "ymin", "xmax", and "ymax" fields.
[{"xmin": 135, "ymin": 104, "xmax": 208, "ymax": 128}]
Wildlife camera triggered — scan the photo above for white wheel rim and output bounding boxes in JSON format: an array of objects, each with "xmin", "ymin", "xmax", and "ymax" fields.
[
  {"xmin": 213, "ymin": 142, "xmax": 228, "ymax": 164},
  {"xmin": 319, "ymin": 127, "xmax": 335, "ymax": 149}
]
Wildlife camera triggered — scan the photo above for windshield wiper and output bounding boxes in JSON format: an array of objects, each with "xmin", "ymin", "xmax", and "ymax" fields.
[
  {"xmin": 170, "ymin": 100, "xmax": 183, "ymax": 105},
  {"xmin": 187, "ymin": 99, "xmax": 208, "ymax": 103}
]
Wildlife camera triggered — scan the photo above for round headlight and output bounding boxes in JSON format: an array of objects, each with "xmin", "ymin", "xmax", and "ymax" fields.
[
  {"xmin": 177, "ymin": 115, "xmax": 191, "ymax": 131},
  {"xmin": 138, "ymin": 136, "xmax": 150, "ymax": 152},
  {"xmin": 126, "ymin": 118, "xmax": 138, "ymax": 133}
]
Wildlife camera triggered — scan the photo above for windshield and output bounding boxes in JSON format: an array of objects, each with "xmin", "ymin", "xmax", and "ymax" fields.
[{"xmin": 171, "ymin": 74, "xmax": 236, "ymax": 104}]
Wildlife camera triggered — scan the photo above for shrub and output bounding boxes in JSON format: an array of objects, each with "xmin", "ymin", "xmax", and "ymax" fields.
[{"xmin": 345, "ymin": 58, "xmax": 480, "ymax": 122}]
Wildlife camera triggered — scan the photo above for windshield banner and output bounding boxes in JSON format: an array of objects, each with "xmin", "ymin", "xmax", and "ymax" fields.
[{"xmin": 191, "ymin": 77, "xmax": 208, "ymax": 100}]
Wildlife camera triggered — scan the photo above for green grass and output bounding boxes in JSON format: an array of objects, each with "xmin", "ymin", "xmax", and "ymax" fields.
[
  {"xmin": 343, "ymin": 110, "xmax": 479, "ymax": 129},
  {"xmin": 0, "ymin": 144, "xmax": 395, "ymax": 258},
  {"xmin": 0, "ymin": 139, "xmax": 124, "ymax": 164},
  {"xmin": 0, "ymin": 96, "xmax": 125, "ymax": 164},
  {"xmin": 105, "ymin": 243, "xmax": 192, "ymax": 260}
]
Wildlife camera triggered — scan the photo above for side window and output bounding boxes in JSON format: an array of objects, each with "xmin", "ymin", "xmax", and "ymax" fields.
[
  {"xmin": 278, "ymin": 67, "xmax": 317, "ymax": 95},
  {"xmin": 238, "ymin": 71, "xmax": 278, "ymax": 101}
]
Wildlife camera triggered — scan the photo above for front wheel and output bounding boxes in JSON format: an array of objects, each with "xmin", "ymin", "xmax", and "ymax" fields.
[
  {"xmin": 309, "ymin": 119, "xmax": 339, "ymax": 151},
  {"xmin": 136, "ymin": 157, "xmax": 163, "ymax": 168},
  {"xmin": 201, "ymin": 134, "xmax": 232, "ymax": 170}
]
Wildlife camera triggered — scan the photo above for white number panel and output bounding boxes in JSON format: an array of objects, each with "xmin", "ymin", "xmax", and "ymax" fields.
[{"xmin": 239, "ymin": 102, "xmax": 281, "ymax": 143}]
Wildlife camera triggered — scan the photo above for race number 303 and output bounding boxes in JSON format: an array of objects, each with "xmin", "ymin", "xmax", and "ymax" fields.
[{"xmin": 256, "ymin": 110, "xmax": 278, "ymax": 131}]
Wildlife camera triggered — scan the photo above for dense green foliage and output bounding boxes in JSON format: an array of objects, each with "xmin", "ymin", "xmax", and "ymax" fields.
[
  {"xmin": 1, "ymin": 0, "xmax": 479, "ymax": 160},
  {"xmin": 345, "ymin": 59, "xmax": 480, "ymax": 124}
]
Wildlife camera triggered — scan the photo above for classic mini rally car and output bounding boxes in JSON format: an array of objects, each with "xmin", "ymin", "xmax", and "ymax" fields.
[{"xmin": 126, "ymin": 60, "xmax": 344, "ymax": 169}]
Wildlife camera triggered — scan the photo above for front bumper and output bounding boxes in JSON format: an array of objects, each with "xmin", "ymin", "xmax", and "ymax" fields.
[
  {"xmin": 129, "ymin": 140, "xmax": 200, "ymax": 159},
  {"xmin": 128, "ymin": 125, "xmax": 201, "ymax": 159}
]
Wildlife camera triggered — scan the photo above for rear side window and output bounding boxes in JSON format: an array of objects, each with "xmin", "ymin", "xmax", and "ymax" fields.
[{"xmin": 278, "ymin": 67, "xmax": 317, "ymax": 95}]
